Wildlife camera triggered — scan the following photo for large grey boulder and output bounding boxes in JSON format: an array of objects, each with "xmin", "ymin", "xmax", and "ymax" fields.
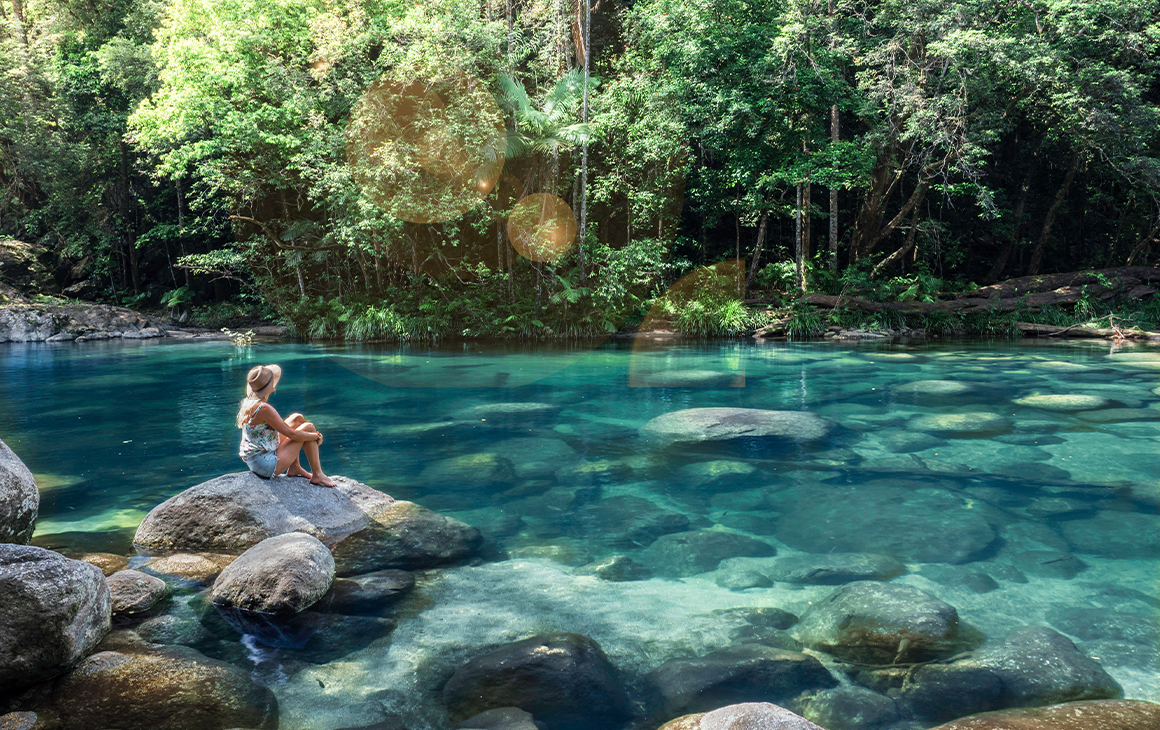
[
  {"xmin": 133, "ymin": 473, "xmax": 481, "ymax": 574},
  {"xmin": 795, "ymin": 581, "xmax": 979, "ymax": 664},
  {"xmin": 645, "ymin": 644, "xmax": 837, "ymax": 719},
  {"xmin": 657, "ymin": 703, "xmax": 826, "ymax": 730},
  {"xmin": 0, "ymin": 545, "xmax": 110, "ymax": 691},
  {"xmin": 0, "ymin": 438, "xmax": 38, "ymax": 544},
  {"xmin": 52, "ymin": 644, "xmax": 278, "ymax": 730},
  {"xmin": 972, "ymin": 627, "xmax": 1122, "ymax": 706},
  {"xmin": 896, "ymin": 626, "xmax": 1122, "ymax": 721},
  {"xmin": 443, "ymin": 633, "xmax": 630, "ymax": 730},
  {"xmin": 641, "ymin": 408, "xmax": 834, "ymax": 448},
  {"xmin": 211, "ymin": 532, "xmax": 334, "ymax": 615}
]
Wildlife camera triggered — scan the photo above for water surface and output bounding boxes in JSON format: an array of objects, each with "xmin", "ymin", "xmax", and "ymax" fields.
[{"xmin": 2, "ymin": 337, "xmax": 1159, "ymax": 728}]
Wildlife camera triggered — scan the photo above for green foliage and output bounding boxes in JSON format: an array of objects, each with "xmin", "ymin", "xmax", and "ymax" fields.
[{"xmin": 786, "ymin": 310, "xmax": 825, "ymax": 340}]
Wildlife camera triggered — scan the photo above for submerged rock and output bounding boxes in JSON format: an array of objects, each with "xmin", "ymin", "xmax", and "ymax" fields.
[
  {"xmin": 442, "ymin": 633, "xmax": 630, "ymax": 730},
  {"xmin": 106, "ymin": 569, "xmax": 169, "ymax": 616},
  {"xmin": 765, "ymin": 553, "xmax": 907, "ymax": 585},
  {"xmin": 641, "ymin": 408, "xmax": 834, "ymax": 448},
  {"xmin": 71, "ymin": 552, "xmax": 129, "ymax": 577},
  {"xmin": 451, "ymin": 402, "xmax": 562, "ymax": 424},
  {"xmin": 1059, "ymin": 511, "xmax": 1160, "ymax": 558},
  {"xmin": 52, "ymin": 644, "xmax": 278, "ymax": 730},
  {"xmin": 455, "ymin": 707, "xmax": 542, "ymax": 730},
  {"xmin": 927, "ymin": 700, "xmax": 1160, "ymax": 730},
  {"xmin": 493, "ymin": 437, "xmax": 577, "ymax": 479},
  {"xmin": 895, "ymin": 626, "xmax": 1122, "ymax": 721},
  {"xmin": 795, "ymin": 582, "xmax": 979, "ymax": 664},
  {"xmin": 895, "ymin": 380, "xmax": 973, "ymax": 396},
  {"xmin": 657, "ymin": 702, "xmax": 826, "ymax": 730},
  {"xmin": 133, "ymin": 473, "xmax": 481, "ymax": 573},
  {"xmin": 974, "ymin": 627, "xmax": 1122, "ymax": 706},
  {"xmin": 579, "ymin": 555, "xmax": 653, "ymax": 582},
  {"xmin": 716, "ymin": 570, "xmax": 772, "ymax": 590},
  {"xmin": 328, "ymin": 569, "xmax": 415, "ymax": 616},
  {"xmin": 211, "ymin": 532, "xmax": 335, "ymax": 615},
  {"xmin": 642, "ymin": 530, "xmax": 776, "ymax": 577},
  {"xmin": 1001, "ymin": 550, "xmax": 1087, "ymax": 579},
  {"xmin": 0, "ymin": 438, "xmax": 38, "ymax": 545},
  {"xmin": 143, "ymin": 553, "xmax": 228, "ymax": 584},
  {"xmin": 1013, "ymin": 394, "xmax": 1112, "ymax": 412},
  {"xmin": 789, "ymin": 687, "xmax": 900, "ymax": 730},
  {"xmin": 420, "ymin": 453, "xmax": 516, "ymax": 489},
  {"xmin": 0, "ymin": 545, "xmax": 110, "ymax": 690},
  {"xmin": 678, "ymin": 460, "xmax": 758, "ymax": 488},
  {"xmin": 638, "ymin": 369, "xmax": 736, "ymax": 387},
  {"xmin": 573, "ymin": 496, "xmax": 690, "ymax": 548},
  {"xmin": 646, "ymin": 644, "xmax": 837, "ymax": 719},
  {"xmin": 774, "ymin": 480, "xmax": 997, "ymax": 563},
  {"xmin": 909, "ymin": 412, "xmax": 1011, "ymax": 436}
]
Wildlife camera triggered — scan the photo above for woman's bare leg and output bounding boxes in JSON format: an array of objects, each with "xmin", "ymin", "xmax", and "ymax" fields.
[
  {"xmin": 281, "ymin": 414, "xmax": 310, "ymax": 478},
  {"xmin": 275, "ymin": 419, "xmax": 334, "ymax": 486}
]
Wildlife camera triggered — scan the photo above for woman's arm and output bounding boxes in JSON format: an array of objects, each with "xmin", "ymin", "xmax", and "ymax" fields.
[{"xmin": 253, "ymin": 404, "xmax": 321, "ymax": 441}]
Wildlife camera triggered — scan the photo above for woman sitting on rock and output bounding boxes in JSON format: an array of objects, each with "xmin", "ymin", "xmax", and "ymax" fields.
[{"xmin": 237, "ymin": 364, "xmax": 336, "ymax": 487}]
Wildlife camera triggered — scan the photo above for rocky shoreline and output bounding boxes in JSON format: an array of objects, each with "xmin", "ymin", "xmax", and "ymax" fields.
[{"xmin": 0, "ymin": 300, "xmax": 288, "ymax": 343}]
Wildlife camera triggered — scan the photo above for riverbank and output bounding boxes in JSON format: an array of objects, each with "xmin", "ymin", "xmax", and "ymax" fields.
[{"xmin": 0, "ymin": 298, "xmax": 289, "ymax": 343}]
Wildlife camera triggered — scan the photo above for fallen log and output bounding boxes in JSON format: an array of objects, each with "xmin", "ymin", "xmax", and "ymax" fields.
[
  {"xmin": 1013, "ymin": 321, "xmax": 1160, "ymax": 340},
  {"xmin": 966, "ymin": 267, "xmax": 1160, "ymax": 300}
]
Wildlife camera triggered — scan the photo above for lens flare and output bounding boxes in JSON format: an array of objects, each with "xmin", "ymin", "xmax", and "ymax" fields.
[
  {"xmin": 507, "ymin": 194, "xmax": 578, "ymax": 262},
  {"xmin": 346, "ymin": 74, "xmax": 505, "ymax": 224},
  {"xmin": 629, "ymin": 259, "xmax": 747, "ymax": 387}
]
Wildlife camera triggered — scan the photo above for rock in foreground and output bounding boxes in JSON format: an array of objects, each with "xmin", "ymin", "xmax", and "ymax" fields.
[
  {"xmin": 106, "ymin": 569, "xmax": 169, "ymax": 616},
  {"xmin": 658, "ymin": 702, "xmax": 825, "ymax": 730},
  {"xmin": 133, "ymin": 473, "xmax": 481, "ymax": 573},
  {"xmin": 211, "ymin": 532, "xmax": 334, "ymax": 615},
  {"xmin": 0, "ymin": 545, "xmax": 110, "ymax": 690},
  {"xmin": 795, "ymin": 581, "xmax": 979, "ymax": 664},
  {"xmin": 0, "ymin": 438, "xmax": 38, "ymax": 545},
  {"xmin": 443, "ymin": 633, "xmax": 630, "ymax": 730},
  {"xmin": 641, "ymin": 408, "xmax": 834, "ymax": 448},
  {"xmin": 53, "ymin": 644, "xmax": 278, "ymax": 730},
  {"xmin": 646, "ymin": 644, "xmax": 836, "ymax": 719},
  {"xmin": 928, "ymin": 700, "xmax": 1160, "ymax": 730}
]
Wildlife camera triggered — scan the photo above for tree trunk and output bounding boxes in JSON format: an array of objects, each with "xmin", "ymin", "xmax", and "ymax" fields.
[
  {"xmin": 870, "ymin": 183, "xmax": 927, "ymax": 278},
  {"xmin": 795, "ymin": 184, "xmax": 805, "ymax": 293},
  {"xmin": 745, "ymin": 213, "xmax": 769, "ymax": 293},
  {"xmin": 829, "ymin": 104, "xmax": 839, "ymax": 271},
  {"xmin": 1027, "ymin": 154, "xmax": 1082, "ymax": 276},
  {"xmin": 985, "ymin": 159, "xmax": 1037, "ymax": 283},
  {"xmin": 1125, "ymin": 220, "xmax": 1160, "ymax": 266},
  {"xmin": 578, "ymin": 0, "xmax": 590, "ymax": 282}
]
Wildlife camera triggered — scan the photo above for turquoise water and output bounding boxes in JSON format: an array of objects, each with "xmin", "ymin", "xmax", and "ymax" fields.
[{"xmin": 2, "ymin": 337, "xmax": 1160, "ymax": 728}]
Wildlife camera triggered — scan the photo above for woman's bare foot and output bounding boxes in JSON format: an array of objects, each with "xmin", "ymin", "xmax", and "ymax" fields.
[
  {"xmin": 311, "ymin": 473, "xmax": 337, "ymax": 487},
  {"xmin": 287, "ymin": 465, "xmax": 311, "ymax": 479}
]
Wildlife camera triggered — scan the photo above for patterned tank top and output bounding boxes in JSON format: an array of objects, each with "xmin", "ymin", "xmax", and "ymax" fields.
[{"xmin": 239, "ymin": 403, "xmax": 279, "ymax": 458}]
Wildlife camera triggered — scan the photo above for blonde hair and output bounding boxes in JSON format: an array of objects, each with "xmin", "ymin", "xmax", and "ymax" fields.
[{"xmin": 236, "ymin": 394, "xmax": 264, "ymax": 428}]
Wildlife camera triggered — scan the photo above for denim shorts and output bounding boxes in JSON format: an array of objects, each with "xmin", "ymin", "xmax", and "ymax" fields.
[{"xmin": 242, "ymin": 451, "xmax": 278, "ymax": 478}]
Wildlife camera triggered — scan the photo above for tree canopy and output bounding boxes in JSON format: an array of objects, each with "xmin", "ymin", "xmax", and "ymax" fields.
[{"xmin": 1, "ymin": 0, "xmax": 1158, "ymax": 337}]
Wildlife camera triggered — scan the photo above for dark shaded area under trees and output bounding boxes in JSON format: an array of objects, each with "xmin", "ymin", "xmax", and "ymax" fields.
[{"xmin": 0, "ymin": 0, "xmax": 1158, "ymax": 338}]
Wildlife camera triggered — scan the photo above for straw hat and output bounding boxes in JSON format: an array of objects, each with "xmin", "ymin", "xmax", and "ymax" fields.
[{"xmin": 246, "ymin": 364, "xmax": 282, "ymax": 398}]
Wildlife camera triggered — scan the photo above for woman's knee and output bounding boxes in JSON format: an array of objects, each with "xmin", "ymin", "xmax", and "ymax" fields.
[
  {"xmin": 295, "ymin": 421, "xmax": 316, "ymax": 432},
  {"xmin": 285, "ymin": 412, "xmax": 306, "ymax": 426}
]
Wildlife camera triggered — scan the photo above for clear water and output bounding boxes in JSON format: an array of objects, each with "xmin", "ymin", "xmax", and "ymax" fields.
[{"xmin": 3, "ymin": 337, "xmax": 1159, "ymax": 728}]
